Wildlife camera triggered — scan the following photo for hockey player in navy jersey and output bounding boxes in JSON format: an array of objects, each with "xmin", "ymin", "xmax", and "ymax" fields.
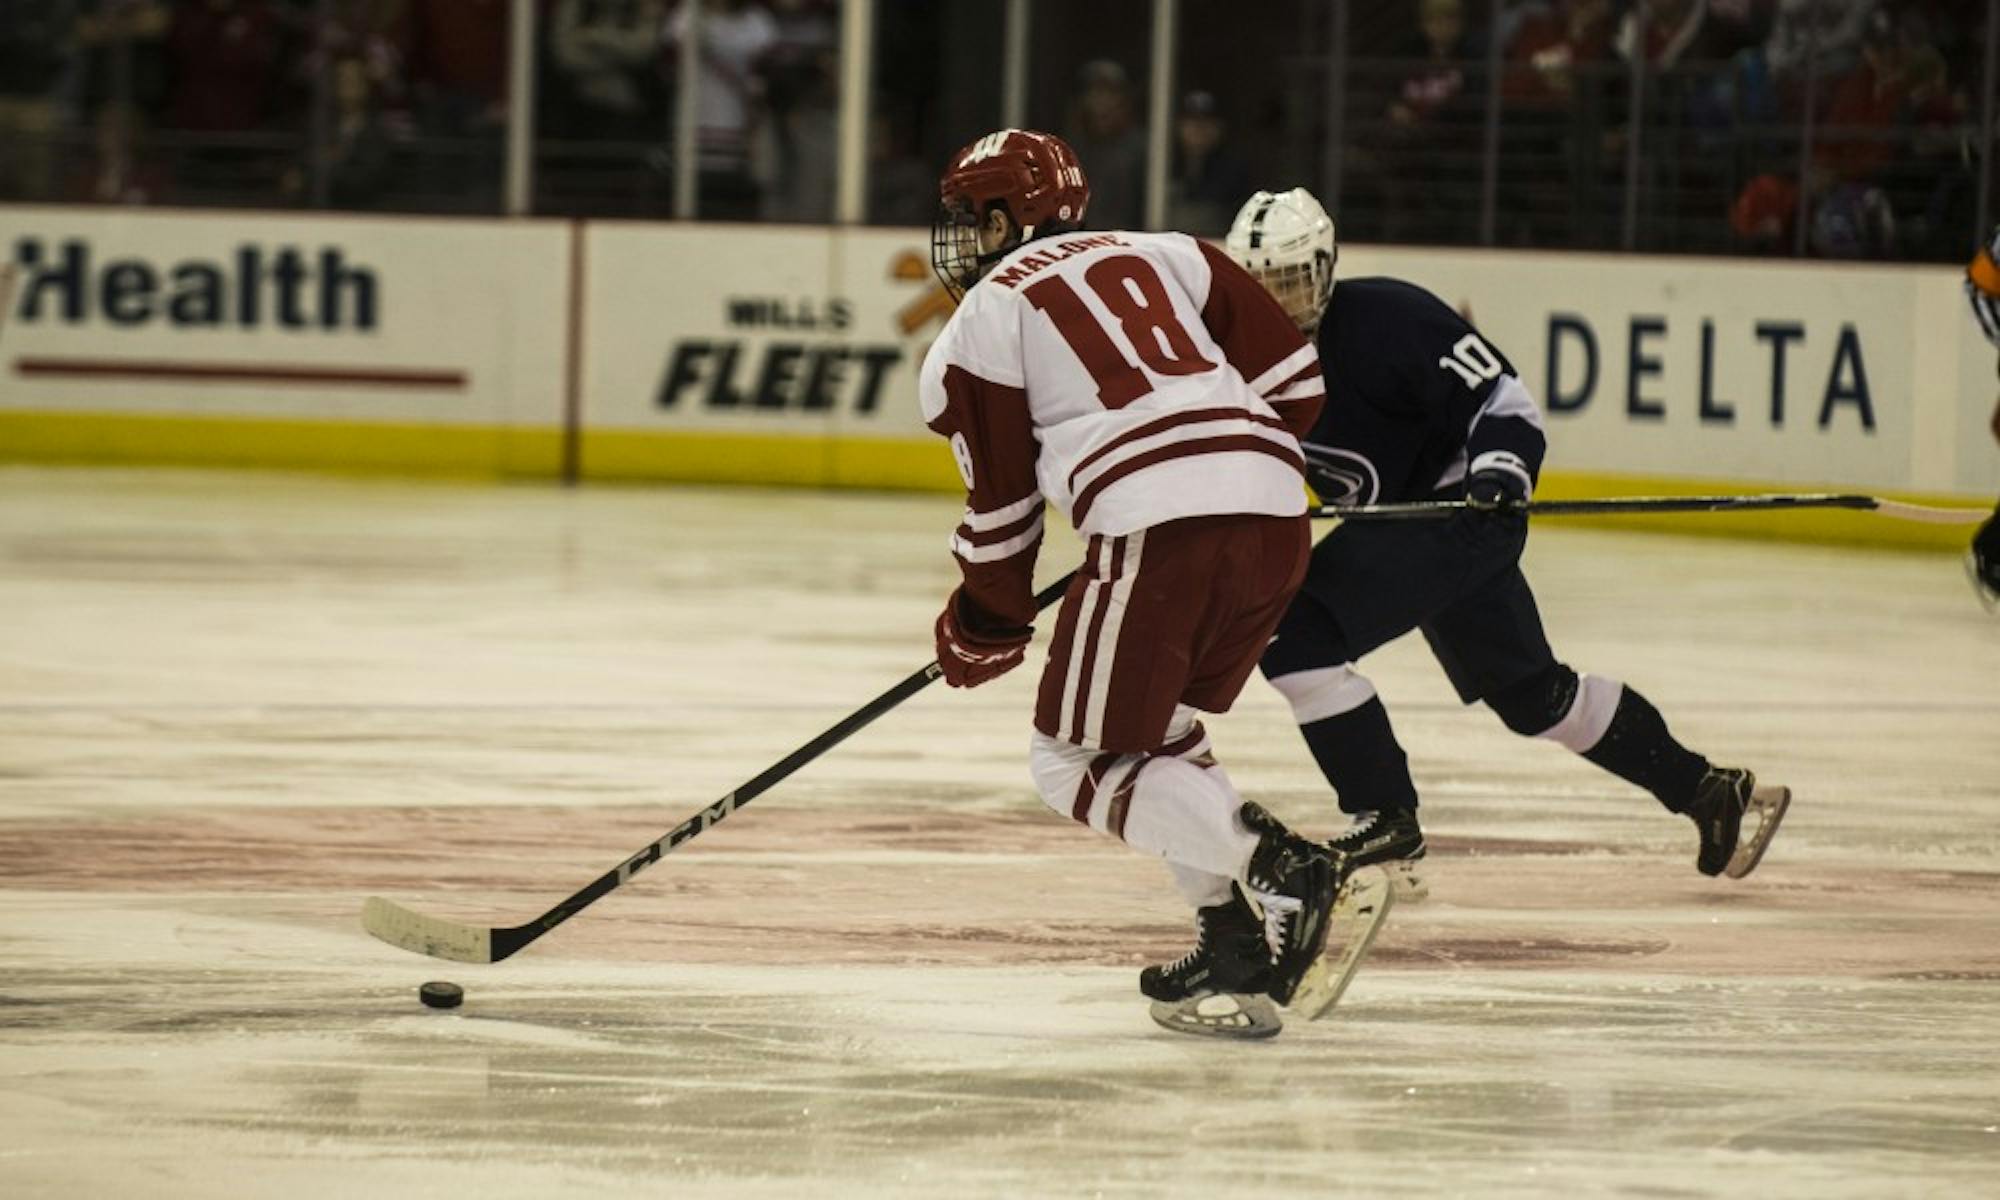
[
  {"xmin": 1958, "ymin": 225, "xmax": 2000, "ymax": 609},
  {"xmin": 1222, "ymin": 187, "xmax": 1792, "ymax": 900}
]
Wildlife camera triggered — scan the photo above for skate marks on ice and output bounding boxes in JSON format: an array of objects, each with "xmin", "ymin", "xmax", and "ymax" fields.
[
  {"xmin": 5, "ymin": 921, "xmax": 2000, "ymax": 1199},
  {"xmin": 4, "ymin": 472, "xmax": 2000, "ymax": 1195},
  {"xmin": 3, "ymin": 801, "xmax": 1997, "ymax": 980}
]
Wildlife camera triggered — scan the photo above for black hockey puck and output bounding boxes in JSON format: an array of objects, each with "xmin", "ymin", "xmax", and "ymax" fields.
[{"xmin": 418, "ymin": 981, "xmax": 464, "ymax": 1009}]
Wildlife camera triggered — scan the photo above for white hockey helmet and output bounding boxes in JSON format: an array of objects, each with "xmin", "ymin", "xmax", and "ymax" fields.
[{"xmin": 1224, "ymin": 187, "xmax": 1337, "ymax": 331}]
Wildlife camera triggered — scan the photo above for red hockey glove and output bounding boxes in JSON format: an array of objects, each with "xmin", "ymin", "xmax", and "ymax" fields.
[{"xmin": 934, "ymin": 588, "xmax": 1032, "ymax": 688}]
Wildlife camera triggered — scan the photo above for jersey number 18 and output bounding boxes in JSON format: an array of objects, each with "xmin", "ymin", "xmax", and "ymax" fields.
[{"xmin": 1025, "ymin": 255, "xmax": 1216, "ymax": 409}]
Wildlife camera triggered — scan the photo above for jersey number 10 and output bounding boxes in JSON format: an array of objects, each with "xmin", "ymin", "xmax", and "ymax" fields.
[
  {"xmin": 1024, "ymin": 255, "xmax": 1216, "ymax": 409},
  {"xmin": 1438, "ymin": 333, "xmax": 1504, "ymax": 389}
]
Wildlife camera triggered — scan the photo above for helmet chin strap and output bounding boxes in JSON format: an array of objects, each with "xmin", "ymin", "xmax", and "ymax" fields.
[{"xmin": 972, "ymin": 222, "xmax": 1033, "ymax": 275}]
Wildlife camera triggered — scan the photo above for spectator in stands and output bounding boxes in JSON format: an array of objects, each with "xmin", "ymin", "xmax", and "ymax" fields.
[
  {"xmin": 1684, "ymin": 1, "xmax": 1776, "ymax": 132},
  {"xmin": 1809, "ymin": 8, "xmax": 1958, "ymax": 257},
  {"xmin": 755, "ymin": 44, "xmax": 834, "ymax": 222},
  {"xmin": 549, "ymin": 0, "xmax": 666, "ymax": 143},
  {"xmin": 1375, "ymin": 0, "xmax": 1484, "ymax": 243},
  {"xmin": 317, "ymin": 54, "xmax": 398, "ymax": 209},
  {"xmin": 1614, "ymin": 0, "xmax": 1706, "ymax": 70},
  {"xmin": 1503, "ymin": 0, "xmax": 1617, "ymax": 111},
  {"xmin": 410, "ymin": 0, "xmax": 508, "ymax": 137},
  {"xmin": 72, "ymin": 0, "xmax": 170, "ymax": 203},
  {"xmin": 753, "ymin": 0, "xmax": 837, "ymax": 221},
  {"xmin": 1814, "ymin": 8, "xmax": 1955, "ymax": 186},
  {"xmin": 1497, "ymin": 0, "xmax": 1616, "ymax": 249},
  {"xmin": 1696, "ymin": 0, "xmax": 1769, "ymax": 61},
  {"xmin": 1808, "ymin": 181, "xmax": 1897, "ymax": 257},
  {"xmin": 762, "ymin": 0, "xmax": 835, "ymax": 89},
  {"xmin": 1765, "ymin": 0, "xmax": 1876, "ymax": 88},
  {"xmin": 0, "ymin": 0, "xmax": 80, "ymax": 202},
  {"xmin": 320, "ymin": 0, "xmax": 415, "ymax": 117},
  {"xmin": 75, "ymin": 83, "xmax": 168, "ymax": 203},
  {"xmin": 1167, "ymin": 90, "xmax": 1250, "ymax": 237},
  {"xmin": 161, "ymin": 0, "xmax": 287, "ymax": 201},
  {"xmin": 1388, "ymin": 0, "xmax": 1475, "ymax": 127},
  {"xmin": 866, "ymin": 111, "xmax": 933, "ymax": 228},
  {"xmin": 164, "ymin": 0, "xmax": 284, "ymax": 133},
  {"xmin": 665, "ymin": 0, "xmax": 779, "ymax": 220},
  {"xmin": 1063, "ymin": 59, "xmax": 1146, "ymax": 231},
  {"xmin": 403, "ymin": 0, "xmax": 507, "ymax": 203},
  {"xmin": 1729, "ymin": 171, "xmax": 1799, "ymax": 252}
]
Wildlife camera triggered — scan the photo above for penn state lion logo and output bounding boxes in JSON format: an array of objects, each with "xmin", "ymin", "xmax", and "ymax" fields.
[{"xmin": 1300, "ymin": 443, "xmax": 1379, "ymax": 505}]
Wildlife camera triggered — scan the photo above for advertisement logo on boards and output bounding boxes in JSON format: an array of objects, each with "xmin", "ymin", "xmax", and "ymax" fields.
[
  {"xmin": 654, "ymin": 247, "xmax": 951, "ymax": 417},
  {"xmin": 1539, "ymin": 311, "xmax": 1877, "ymax": 433},
  {"xmin": 7, "ymin": 237, "xmax": 379, "ymax": 331}
]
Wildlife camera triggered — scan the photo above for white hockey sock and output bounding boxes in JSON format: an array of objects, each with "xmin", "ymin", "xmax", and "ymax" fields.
[
  {"xmin": 1160, "ymin": 706, "xmax": 1238, "ymax": 905},
  {"xmin": 1267, "ymin": 662, "xmax": 1378, "ymax": 723},
  {"xmin": 1115, "ymin": 756, "xmax": 1259, "ymax": 880},
  {"xmin": 1167, "ymin": 862, "xmax": 1235, "ymax": 907},
  {"xmin": 1029, "ymin": 730, "xmax": 1258, "ymax": 885},
  {"xmin": 1541, "ymin": 674, "xmax": 1623, "ymax": 752}
]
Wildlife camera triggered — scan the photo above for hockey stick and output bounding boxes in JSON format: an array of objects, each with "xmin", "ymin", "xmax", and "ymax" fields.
[
  {"xmin": 363, "ymin": 572, "xmax": 1079, "ymax": 963},
  {"xmin": 1314, "ymin": 493, "xmax": 1991, "ymax": 524}
]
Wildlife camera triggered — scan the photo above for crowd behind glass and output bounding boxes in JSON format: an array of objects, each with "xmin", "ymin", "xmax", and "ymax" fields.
[{"xmin": 0, "ymin": 0, "xmax": 1987, "ymax": 261}]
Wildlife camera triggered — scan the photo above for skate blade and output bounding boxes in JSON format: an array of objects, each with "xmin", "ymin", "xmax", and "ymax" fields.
[
  {"xmin": 1149, "ymin": 992, "xmax": 1283, "ymax": 1040},
  {"xmin": 1288, "ymin": 867, "xmax": 1396, "ymax": 1022},
  {"xmin": 1385, "ymin": 859, "xmax": 1429, "ymax": 902},
  {"xmin": 1968, "ymin": 553, "xmax": 1999, "ymax": 613},
  {"xmin": 1725, "ymin": 785, "xmax": 1792, "ymax": 880}
]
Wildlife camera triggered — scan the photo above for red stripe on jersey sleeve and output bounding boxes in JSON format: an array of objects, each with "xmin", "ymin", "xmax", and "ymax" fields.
[
  {"xmin": 927, "ymin": 364, "xmax": 1043, "ymax": 631},
  {"xmin": 1196, "ymin": 239, "xmax": 1325, "ymax": 434},
  {"xmin": 1265, "ymin": 362, "xmax": 1326, "ymax": 439}
]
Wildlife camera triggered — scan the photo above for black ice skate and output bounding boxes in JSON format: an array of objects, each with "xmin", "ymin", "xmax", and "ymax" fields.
[
  {"xmin": 1237, "ymin": 802, "xmax": 1338, "ymax": 1007},
  {"xmin": 1285, "ymin": 864, "xmax": 1396, "ymax": 1021},
  {"xmin": 1690, "ymin": 767, "xmax": 1792, "ymax": 879},
  {"xmin": 1142, "ymin": 890, "xmax": 1283, "ymax": 1040},
  {"xmin": 1140, "ymin": 890, "xmax": 1274, "ymax": 1002},
  {"xmin": 1328, "ymin": 809, "xmax": 1429, "ymax": 901},
  {"xmin": 1969, "ymin": 545, "xmax": 2000, "ymax": 612}
]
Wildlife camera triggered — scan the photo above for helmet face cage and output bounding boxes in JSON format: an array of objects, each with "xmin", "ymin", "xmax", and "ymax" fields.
[
  {"xmin": 1226, "ymin": 188, "xmax": 1338, "ymax": 331},
  {"xmin": 1245, "ymin": 249, "xmax": 1335, "ymax": 331},
  {"xmin": 930, "ymin": 129, "xmax": 1090, "ymax": 302},
  {"xmin": 931, "ymin": 196, "xmax": 986, "ymax": 304}
]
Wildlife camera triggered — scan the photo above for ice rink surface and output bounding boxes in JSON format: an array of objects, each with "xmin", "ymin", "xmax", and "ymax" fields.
[{"xmin": 2, "ymin": 467, "xmax": 1996, "ymax": 1198}]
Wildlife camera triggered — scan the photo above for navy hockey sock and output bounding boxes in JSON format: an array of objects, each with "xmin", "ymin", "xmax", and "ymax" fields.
[
  {"xmin": 1299, "ymin": 697, "xmax": 1420, "ymax": 816},
  {"xmin": 1581, "ymin": 689, "xmax": 1710, "ymax": 813}
]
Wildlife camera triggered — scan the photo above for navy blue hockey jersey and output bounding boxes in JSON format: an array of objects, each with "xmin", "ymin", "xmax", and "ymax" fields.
[{"xmin": 1304, "ymin": 277, "xmax": 1547, "ymax": 505}]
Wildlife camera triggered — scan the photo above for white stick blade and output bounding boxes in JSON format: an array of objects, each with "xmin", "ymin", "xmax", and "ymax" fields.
[
  {"xmin": 1868, "ymin": 499, "xmax": 1991, "ymax": 525},
  {"xmin": 362, "ymin": 896, "xmax": 494, "ymax": 963}
]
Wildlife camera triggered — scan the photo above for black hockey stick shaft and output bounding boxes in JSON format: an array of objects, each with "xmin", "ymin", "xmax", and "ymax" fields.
[
  {"xmin": 456, "ymin": 571, "xmax": 1077, "ymax": 962},
  {"xmin": 1314, "ymin": 493, "xmax": 1987, "ymax": 524}
]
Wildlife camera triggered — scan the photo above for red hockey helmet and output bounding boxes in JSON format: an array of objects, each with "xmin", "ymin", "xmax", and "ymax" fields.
[{"xmin": 931, "ymin": 129, "xmax": 1090, "ymax": 301}]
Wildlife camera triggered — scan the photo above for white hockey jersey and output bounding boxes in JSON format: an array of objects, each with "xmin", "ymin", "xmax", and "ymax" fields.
[{"xmin": 919, "ymin": 229, "xmax": 1323, "ymax": 630}]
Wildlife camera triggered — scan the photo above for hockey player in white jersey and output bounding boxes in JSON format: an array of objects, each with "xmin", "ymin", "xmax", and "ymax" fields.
[
  {"xmin": 1222, "ymin": 186, "xmax": 1791, "ymax": 900},
  {"xmin": 921, "ymin": 129, "xmax": 1366, "ymax": 1034}
]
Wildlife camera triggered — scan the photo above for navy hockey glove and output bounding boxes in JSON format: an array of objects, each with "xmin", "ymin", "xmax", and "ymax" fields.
[
  {"xmin": 1464, "ymin": 459, "xmax": 1530, "ymax": 514},
  {"xmin": 934, "ymin": 587, "xmax": 1032, "ymax": 688},
  {"xmin": 1454, "ymin": 454, "xmax": 1531, "ymax": 548}
]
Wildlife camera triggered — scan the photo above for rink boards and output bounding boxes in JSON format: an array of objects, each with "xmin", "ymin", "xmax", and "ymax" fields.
[{"xmin": 2, "ymin": 205, "xmax": 1995, "ymax": 546}]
